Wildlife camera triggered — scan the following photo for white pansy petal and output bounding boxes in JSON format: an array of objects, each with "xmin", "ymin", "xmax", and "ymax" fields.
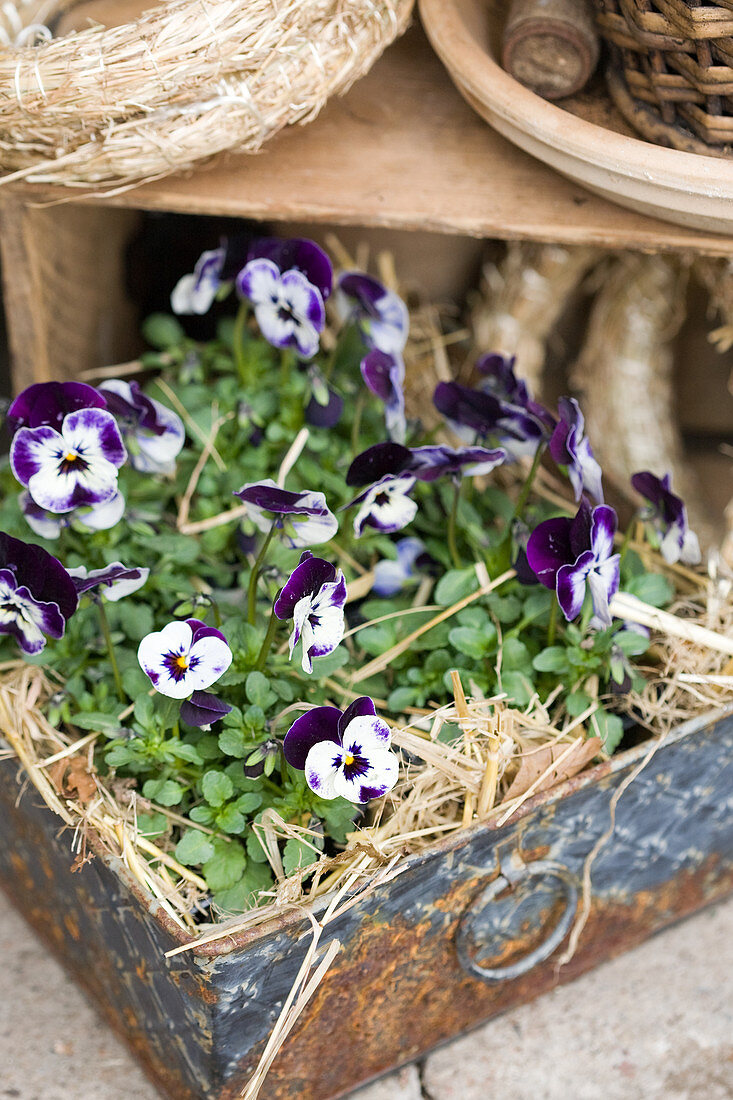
[
  {"xmin": 289, "ymin": 509, "xmax": 339, "ymax": 547},
  {"xmin": 76, "ymin": 491, "xmax": 126, "ymax": 532},
  {"xmin": 342, "ymin": 714, "xmax": 392, "ymax": 754},
  {"xmin": 187, "ymin": 635, "xmax": 233, "ymax": 690},
  {"xmin": 333, "ymin": 748, "xmax": 399, "ymax": 804},
  {"xmin": 138, "ymin": 621, "xmax": 194, "ymax": 696},
  {"xmin": 254, "ymin": 302, "xmax": 295, "ymax": 349},
  {"xmin": 304, "ymin": 740, "xmax": 343, "ymax": 799},
  {"xmin": 170, "ymin": 273, "xmax": 197, "ymax": 315},
  {"xmin": 240, "ymin": 259, "xmax": 280, "ymax": 305}
]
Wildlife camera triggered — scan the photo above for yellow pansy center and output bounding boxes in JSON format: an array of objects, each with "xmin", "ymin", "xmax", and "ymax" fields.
[
  {"xmin": 175, "ymin": 655, "xmax": 189, "ymax": 671},
  {"xmin": 343, "ymin": 753, "xmax": 355, "ymax": 766}
]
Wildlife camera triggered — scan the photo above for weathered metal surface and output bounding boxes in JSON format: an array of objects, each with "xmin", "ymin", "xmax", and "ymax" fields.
[{"xmin": 0, "ymin": 709, "xmax": 732, "ymax": 1100}]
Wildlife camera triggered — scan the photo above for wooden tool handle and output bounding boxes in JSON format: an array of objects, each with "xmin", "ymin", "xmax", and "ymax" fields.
[{"xmin": 502, "ymin": 0, "xmax": 600, "ymax": 100}]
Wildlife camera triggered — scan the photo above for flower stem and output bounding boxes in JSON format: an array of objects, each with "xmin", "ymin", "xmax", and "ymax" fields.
[
  {"xmin": 448, "ymin": 478, "xmax": 463, "ymax": 569},
  {"xmin": 233, "ymin": 301, "xmax": 250, "ymax": 386},
  {"xmin": 618, "ymin": 513, "xmax": 638, "ymax": 570},
  {"xmin": 255, "ymin": 607, "xmax": 280, "ymax": 672},
  {"xmin": 547, "ymin": 596, "xmax": 558, "ymax": 646},
  {"xmin": 247, "ymin": 522, "xmax": 277, "ymax": 625},
  {"xmin": 512, "ymin": 444, "xmax": 545, "ymax": 523},
  {"xmin": 96, "ymin": 599, "xmax": 124, "ymax": 702},
  {"xmin": 351, "ymin": 391, "xmax": 365, "ymax": 454}
]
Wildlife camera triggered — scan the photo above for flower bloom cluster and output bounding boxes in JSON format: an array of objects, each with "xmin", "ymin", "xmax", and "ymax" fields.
[
  {"xmin": 234, "ymin": 480, "xmax": 338, "ymax": 547},
  {"xmin": 284, "ymin": 697, "xmax": 399, "ymax": 804}
]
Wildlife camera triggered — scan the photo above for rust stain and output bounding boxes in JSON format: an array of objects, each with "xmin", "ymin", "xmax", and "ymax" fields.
[{"xmin": 63, "ymin": 913, "xmax": 81, "ymax": 941}]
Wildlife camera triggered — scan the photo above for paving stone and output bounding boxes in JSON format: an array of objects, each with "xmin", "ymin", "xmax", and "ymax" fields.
[
  {"xmin": 422, "ymin": 897, "xmax": 733, "ymax": 1100},
  {"xmin": 351, "ymin": 1065, "xmax": 423, "ymax": 1100}
]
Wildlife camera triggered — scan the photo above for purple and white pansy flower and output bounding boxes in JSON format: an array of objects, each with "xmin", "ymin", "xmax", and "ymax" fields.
[
  {"xmin": 20, "ymin": 489, "xmax": 126, "ymax": 540},
  {"xmin": 236, "ymin": 238, "xmax": 332, "ymax": 360},
  {"xmin": 349, "ymin": 475, "xmax": 418, "ymax": 537},
  {"xmin": 433, "ymin": 379, "xmax": 549, "ymax": 459},
  {"xmin": 631, "ymin": 471, "xmax": 701, "ymax": 566},
  {"xmin": 335, "ymin": 272, "xmax": 409, "ymax": 355},
  {"xmin": 274, "ymin": 552, "xmax": 347, "ymax": 674},
  {"xmin": 99, "ymin": 380, "xmax": 185, "ymax": 475},
  {"xmin": 549, "ymin": 397, "xmax": 604, "ymax": 504},
  {"xmin": 372, "ymin": 536, "xmax": 427, "ymax": 597},
  {"xmin": 0, "ymin": 533, "xmax": 78, "ymax": 655},
  {"xmin": 360, "ymin": 349, "xmax": 406, "ymax": 443},
  {"xmin": 346, "ymin": 440, "xmax": 506, "ymax": 486},
  {"xmin": 68, "ymin": 563, "xmax": 149, "ymax": 602},
  {"xmin": 234, "ymin": 480, "xmax": 338, "ymax": 547},
  {"xmin": 11, "ymin": 407, "xmax": 127, "ymax": 514},
  {"xmin": 527, "ymin": 501, "xmax": 620, "ymax": 627},
  {"xmin": 283, "ymin": 696, "xmax": 399, "ymax": 804},
  {"xmin": 7, "ymin": 381, "xmax": 107, "ymax": 434},
  {"xmin": 170, "ymin": 247, "xmax": 226, "ymax": 315},
  {"xmin": 137, "ymin": 618, "xmax": 233, "ymax": 700}
]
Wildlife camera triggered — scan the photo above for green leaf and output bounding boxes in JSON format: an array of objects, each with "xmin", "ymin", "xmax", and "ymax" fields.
[
  {"xmin": 592, "ymin": 711, "xmax": 625, "ymax": 754},
  {"xmin": 122, "ymin": 667, "xmax": 150, "ymax": 699},
  {"xmin": 216, "ymin": 804, "xmax": 246, "ymax": 834},
  {"xmin": 212, "ymin": 863, "xmax": 274, "ymax": 913},
  {"xmin": 203, "ymin": 838, "xmax": 247, "ymax": 892},
  {"xmin": 283, "ymin": 838, "xmax": 321, "ymax": 877},
  {"xmin": 218, "ymin": 727, "xmax": 256, "ymax": 759},
  {"xmin": 68, "ymin": 711, "xmax": 127, "ymax": 734},
  {"xmin": 189, "ymin": 804, "xmax": 215, "ymax": 826},
  {"xmin": 387, "ymin": 686, "xmax": 417, "ymax": 712},
  {"xmin": 314, "ymin": 798, "xmax": 357, "ymax": 844},
  {"xmin": 533, "ymin": 647, "xmax": 571, "ymax": 673},
  {"xmin": 358, "ymin": 623, "xmax": 397, "ymax": 656},
  {"xmin": 134, "ymin": 693, "xmax": 155, "ymax": 729},
  {"xmin": 175, "ymin": 828, "xmax": 216, "ymax": 866},
  {"xmin": 614, "ymin": 628, "xmax": 651, "ymax": 658},
  {"xmin": 246, "ymin": 827, "xmax": 270, "ymax": 863},
  {"xmin": 310, "ymin": 648, "xmax": 350, "ymax": 676},
  {"xmin": 435, "ymin": 568, "xmax": 477, "ymax": 607},
  {"xmin": 136, "ymin": 812, "xmax": 169, "ymax": 838},
  {"xmin": 448, "ymin": 627, "xmax": 491, "ymax": 660},
  {"xmin": 625, "ymin": 573, "xmax": 673, "ymax": 609},
  {"xmin": 115, "ymin": 601, "xmax": 154, "ymax": 642},
  {"xmin": 501, "ymin": 637, "xmax": 531, "ymax": 671},
  {"xmin": 235, "ymin": 792, "xmax": 263, "ymax": 814},
  {"xmin": 565, "ymin": 691, "xmax": 593, "ymax": 717},
  {"xmin": 201, "ymin": 770, "xmax": 234, "ymax": 807},
  {"xmin": 141, "ymin": 779, "xmax": 184, "ymax": 806},
  {"xmin": 142, "ymin": 312, "xmax": 185, "ymax": 349},
  {"xmin": 500, "ymin": 670, "xmax": 535, "ymax": 708},
  {"xmin": 168, "ymin": 740, "xmax": 204, "ymax": 765},
  {"xmin": 246, "ymin": 671, "xmax": 276, "ymax": 708}
]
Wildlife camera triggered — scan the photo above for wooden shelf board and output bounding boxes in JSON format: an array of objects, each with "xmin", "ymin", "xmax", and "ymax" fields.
[{"xmin": 9, "ymin": 24, "xmax": 733, "ymax": 255}]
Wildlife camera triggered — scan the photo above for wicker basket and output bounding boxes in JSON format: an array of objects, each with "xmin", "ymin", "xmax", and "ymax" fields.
[
  {"xmin": 0, "ymin": 0, "xmax": 414, "ymax": 190},
  {"xmin": 595, "ymin": 0, "xmax": 733, "ymax": 154}
]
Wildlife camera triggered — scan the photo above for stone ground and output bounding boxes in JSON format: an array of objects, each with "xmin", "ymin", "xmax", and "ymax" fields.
[{"xmin": 0, "ymin": 889, "xmax": 731, "ymax": 1100}]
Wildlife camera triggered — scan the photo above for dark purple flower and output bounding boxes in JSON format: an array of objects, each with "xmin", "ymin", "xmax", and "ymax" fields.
[
  {"xmin": 476, "ymin": 353, "xmax": 554, "ymax": 433},
  {"xmin": 360, "ymin": 349, "xmax": 406, "ymax": 443},
  {"xmin": 407, "ymin": 443, "xmax": 507, "ymax": 482},
  {"xmin": 11, "ymin": 407, "xmax": 127, "ymax": 514},
  {"xmin": 283, "ymin": 696, "xmax": 398, "ymax": 804},
  {"xmin": 549, "ymin": 397, "xmax": 604, "ymax": 504},
  {"xmin": 234, "ymin": 480, "xmax": 338, "ymax": 547},
  {"xmin": 68, "ymin": 562, "xmax": 149, "ymax": 602},
  {"xmin": 7, "ymin": 382, "xmax": 106, "ymax": 434},
  {"xmin": 631, "ymin": 471, "xmax": 701, "ymax": 566},
  {"xmin": 137, "ymin": 619, "xmax": 232, "ymax": 700},
  {"xmin": 274, "ymin": 551, "xmax": 347, "ymax": 673},
  {"xmin": 0, "ymin": 532, "xmax": 78, "ymax": 654},
  {"xmin": 170, "ymin": 247, "xmax": 225, "ymax": 315},
  {"xmin": 99, "ymin": 380, "xmax": 185, "ymax": 475},
  {"xmin": 434, "ymin": 380, "xmax": 549, "ymax": 458},
  {"xmin": 526, "ymin": 501, "xmax": 620, "ymax": 627},
  {"xmin": 349, "ymin": 475, "xmax": 418, "ymax": 537},
  {"xmin": 335, "ymin": 272, "xmax": 408, "ymax": 354},
  {"xmin": 246, "ymin": 238, "xmax": 333, "ymax": 302},
  {"xmin": 180, "ymin": 690, "xmax": 233, "ymax": 729}
]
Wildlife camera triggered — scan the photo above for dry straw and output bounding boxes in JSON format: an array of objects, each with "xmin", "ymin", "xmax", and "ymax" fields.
[{"xmin": 0, "ymin": 0, "xmax": 414, "ymax": 189}]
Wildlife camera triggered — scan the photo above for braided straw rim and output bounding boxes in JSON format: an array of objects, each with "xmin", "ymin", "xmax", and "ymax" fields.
[{"xmin": 0, "ymin": 0, "xmax": 414, "ymax": 190}]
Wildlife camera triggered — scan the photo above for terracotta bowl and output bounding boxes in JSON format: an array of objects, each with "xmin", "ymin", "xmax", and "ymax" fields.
[{"xmin": 419, "ymin": 0, "xmax": 733, "ymax": 235}]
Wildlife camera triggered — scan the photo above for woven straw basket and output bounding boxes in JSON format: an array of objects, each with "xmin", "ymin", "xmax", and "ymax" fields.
[
  {"xmin": 595, "ymin": 0, "xmax": 733, "ymax": 154},
  {"xmin": 0, "ymin": 0, "xmax": 413, "ymax": 190}
]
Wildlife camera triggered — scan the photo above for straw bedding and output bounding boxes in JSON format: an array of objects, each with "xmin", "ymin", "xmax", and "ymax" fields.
[{"xmin": 0, "ymin": 0, "xmax": 413, "ymax": 189}]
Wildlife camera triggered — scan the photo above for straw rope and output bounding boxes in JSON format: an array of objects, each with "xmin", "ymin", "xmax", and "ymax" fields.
[{"xmin": 0, "ymin": 0, "xmax": 413, "ymax": 188}]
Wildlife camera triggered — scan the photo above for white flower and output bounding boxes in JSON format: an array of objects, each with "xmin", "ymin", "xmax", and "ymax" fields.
[{"xmin": 137, "ymin": 619, "xmax": 232, "ymax": 700}]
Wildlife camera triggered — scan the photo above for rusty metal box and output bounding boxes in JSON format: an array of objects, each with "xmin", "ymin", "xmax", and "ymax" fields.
[{"xmin": 1, "ymin": 709, "xmax": 732, "ymax": 1100}]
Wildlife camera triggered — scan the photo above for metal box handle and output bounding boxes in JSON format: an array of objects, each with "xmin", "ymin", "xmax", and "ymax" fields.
[{"xmin": 456, "ymin": 859, "xmax": 579, "ymax": 983}]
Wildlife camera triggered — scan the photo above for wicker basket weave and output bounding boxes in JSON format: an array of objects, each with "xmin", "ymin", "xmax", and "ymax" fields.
[
  {"xmin": 0, "ymin": 0, "xmax": 414, "ymax": 190},
  {"xmin": 596, "ymin": 0, "xmax": 733, "ymax": 154}
]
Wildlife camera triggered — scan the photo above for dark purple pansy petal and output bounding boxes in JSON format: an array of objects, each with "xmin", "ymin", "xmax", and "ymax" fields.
[
  {"xmin": 568, "ymin": 499, "xmax": 595, "ymax": 559},
  {"xmin": 337, "ymin": 271, "xmax": 385, "ymax": 318},
  {"xmin": 7, "ymin": 381, "xmax": 106, "ymax": 433},
  {"xmin": 408, "ymin": 444, "xmax": 507, "ymax": 482},
  {"xmin": 247, "ymin": 237, "xmax": 333, "ymax": 300},
  {"xmin": 305, "ymin": 388, "xmax": 343, "ymax": 428},
  {"xmin": 180, "ymin": 691, "xmax": 232, "ymax": 728},
  {"xmin": 274, "ymin": 552, "xmax": 337, "ymax": 620},
  {"xmin": 360, "ymin": 349, "xmax": 398, "ymax": 403},
  {"xmin": 283, "ymin": 707, "xmax": 342, "ymax": 769},
  {"xmin": 338, "ymin": 696, "xmax": 377, "ymax": 738},
  {"xmin": 346, "ymin": 442, "xmax": 412, "ymax": 486},
  {"xmin": 186, "ymin": 618, "xmax": 228, "ymax": 646},
  {"xmin": 0, "ymin": 532, "xmax": 78, "ymax": 621},
  {"xmin": 234, "ymin": 482, "xmax": 310, "ymax": 514},
  {"xmin": 525, "ymin": 516, "xmax": 574, "ymax": 589},
  {"xmin": 433, "ymin": 381, "xmax": 504, "ymax": 436}
]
